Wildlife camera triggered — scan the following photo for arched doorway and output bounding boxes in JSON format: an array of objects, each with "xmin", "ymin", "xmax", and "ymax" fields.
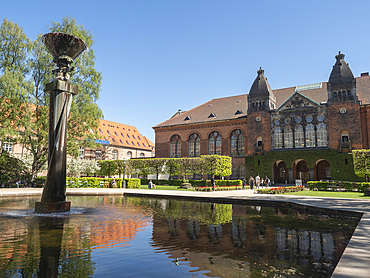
[
  {"xmin": 293, "ymin": 159, "xmax": 309, "ymax": 183},
  {"xmin": 315, "ymin": 159, "xmax": 330, "ymax": 180},
  {"xmin": 273, "ymin": 160, "xmax": 288, "ymax": 184}
]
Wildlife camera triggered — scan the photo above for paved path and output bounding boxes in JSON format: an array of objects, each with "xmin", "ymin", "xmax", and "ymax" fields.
[{"xmin": 1, "ymin": 187, "xmax": 369, "ymax": 277}]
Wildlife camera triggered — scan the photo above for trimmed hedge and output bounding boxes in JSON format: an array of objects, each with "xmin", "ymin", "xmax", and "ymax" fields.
[
  {"xmin": 34, "ymin": 177, "xmax": 140, "ymax": 189},
  {"xmin": 141, "ymin": 179, "xmax": 242, "ymax": 187},
  {"xmin": 307, "ymin": 181, "xmax": 370, "ymax": 192}
]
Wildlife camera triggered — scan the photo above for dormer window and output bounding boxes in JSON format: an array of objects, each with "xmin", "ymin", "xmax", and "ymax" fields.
[
  {"xmin": 184, "ymin": 116, "xmax": 191, "ymax": 121},
  {"xmin": 208, "ymin": 113, "xmax": 216, "ymax": 118},
  {"xmin": 235, "ymin": 110, "xmax": 243, "ymax": 115}
]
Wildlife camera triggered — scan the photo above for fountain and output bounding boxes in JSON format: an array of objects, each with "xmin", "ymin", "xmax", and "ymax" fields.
[{"xmin": 35, "ymin": 33, "xmax": 88, "ymax": 213}]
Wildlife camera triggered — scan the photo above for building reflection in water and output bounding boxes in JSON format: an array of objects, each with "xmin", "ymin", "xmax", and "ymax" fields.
[{"xmin": 0, "ymin": 197, "xmax": 360, "ymax": 277}]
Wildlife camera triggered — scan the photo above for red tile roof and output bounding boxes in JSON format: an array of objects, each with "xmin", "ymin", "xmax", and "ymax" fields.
[
  {"xmin": 154, "ymin": 76, "xmax": 370, "ymax": 128},
  {"xmin": 98, "ymin": 119, "xmax": 152, "ymax": 151}
]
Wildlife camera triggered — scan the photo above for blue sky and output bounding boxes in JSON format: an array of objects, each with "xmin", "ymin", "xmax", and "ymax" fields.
[{"xmin": 2, "ymin": 0, "xmax": 370, "ymax": 142}]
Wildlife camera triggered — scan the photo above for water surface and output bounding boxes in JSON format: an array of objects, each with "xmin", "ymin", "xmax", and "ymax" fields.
[{"xmin": 0, "ymin": 196, "xmax": 360, "ymax": 277}]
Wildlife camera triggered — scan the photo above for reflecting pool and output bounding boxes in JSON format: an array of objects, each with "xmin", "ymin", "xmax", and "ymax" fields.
[{"xmin": 0, "ymin": 196, "xmax": 361, "ymax": 277}]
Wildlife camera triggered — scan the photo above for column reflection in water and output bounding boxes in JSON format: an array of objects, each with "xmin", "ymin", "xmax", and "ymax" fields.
[{"xmin": 37, "ymin": 218, "xmax": 66, "ymax": 278}]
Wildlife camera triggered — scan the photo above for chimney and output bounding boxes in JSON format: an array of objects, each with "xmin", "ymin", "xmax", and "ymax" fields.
[{"xmin": 361, "ymin": 72, "xmax": 369, "ymax": 77}]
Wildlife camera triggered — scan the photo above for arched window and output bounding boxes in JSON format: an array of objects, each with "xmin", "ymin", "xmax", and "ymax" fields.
[
  {"xmin": 294, "ymin": 125, "xmax": 304, "ymax": 148},
  {"xmin": 209, "ymin": 131, "xmax": 221, "ymax": 155},
  {"xmin": 237, "ymin": 165, "xmax": 245, "ymax": 179},
  {"xmin": 230, "ymin": 130, "xmax": 244, "ymax": 157},
  {"xmin": 317, "ymin": 123, "xmax": 327, "ymax": 147},
  {"xmin": 256, "ymin": 136, "xmax": 262, "ymax": 146},
  {"xmin": 231, "ymin": 166, "xmax": 237, "ymax": 179},
  {"xmin": 112, "ymin": 149, "xmax": 118, "ymax": 160},
  {"xmin": 341, "ymin": 130, "xmax": 349, "ymax": 142},
  {"xmin": 284, "ymin": 126, "xmax": 293, "ymax": 148},
  {"xmin": 273, "ymin": 127, "xmax": 283, "ymax": 149},
  {"xmin": 140, "ymin": 153, "xmax": 145, "ymax": 158},
  {"xmin": 170, "ymin": 135, "xmax": 181, "ymax": 158},
  {"xmin": 126, "ymin": 151, "xmax": 132, "ymax": 159},
  {"xmin": 188, "ymin": 133, "xmax": 200, "ymax": 157},
  {"xmin": 305, "ymin": 124, "xmax": 315, "ymax": 147}
]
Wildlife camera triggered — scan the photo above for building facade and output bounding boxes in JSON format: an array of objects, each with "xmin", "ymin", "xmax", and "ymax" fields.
[{"xmin": 153, "ymin": 52, "xmax": 370, "ymax": 183}]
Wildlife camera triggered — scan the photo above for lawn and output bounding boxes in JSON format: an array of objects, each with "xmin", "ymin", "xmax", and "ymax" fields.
[
  {"xmin": 283, "ymin": 190, "xmax": 370, "ymax": 199},
  {"xmin": 138, "ymin": 185, "xmax": 195, "ymax": 191}
]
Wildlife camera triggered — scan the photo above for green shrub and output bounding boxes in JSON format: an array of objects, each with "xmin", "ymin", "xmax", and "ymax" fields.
[
  {"xmin": 357, "ymin": 182, "xmax": 370, "ymax": 192},
  {"xmin": 307, "ymin": 181, "xmax": 329, "ymax": 191},
  {"xmin": 126, "ymin": 178, "xmax": 140, "ymax": 189}
]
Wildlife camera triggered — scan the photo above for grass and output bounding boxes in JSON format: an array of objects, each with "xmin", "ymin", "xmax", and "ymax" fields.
[
  {"xmin": 138, "ymin": 185, "xmax": 195, "ymax": 191},
  {"xmin": 283, "ymin": 190, "xmax": 370, "ymax": 199}
]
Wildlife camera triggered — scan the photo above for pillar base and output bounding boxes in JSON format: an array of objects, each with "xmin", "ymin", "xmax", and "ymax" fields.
[{"xmin": 35, "ymin": 201, "xmax": 71, "ymax": 213}]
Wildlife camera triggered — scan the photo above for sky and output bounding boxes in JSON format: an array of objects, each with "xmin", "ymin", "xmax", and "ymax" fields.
[{"xmin": 2, "ymin": 0, "xmax": 370, "ymax": 143}]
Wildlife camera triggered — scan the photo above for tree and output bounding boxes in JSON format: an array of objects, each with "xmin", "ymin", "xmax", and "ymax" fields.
[
  {"xmin": 80, "ymin": 159, "xmax": 100, "ymax": 176},
  {"xmin": 202, "ymin": 155, "xmax": 232, "ymax": 178},
  {"xmin": 0, "ymin": 17, "xmax": 103, "ymax": 181},
  {"xmin": 0, "ymin": 18, "xmax": 32, "ymax": 143},
  {"xmin": 352, "ymin": 150, "xmax": 370, "ymax": 180},
  {"xmin": 148, "ymin": 158, "xmax": 166, "ymax": 183},
  {"xmin": 163, "ymin": 158, "xmax": 179, "ymax": 179},
  {"xmin": 0, "ymin": 152, "xmax": 30, "ymax": 185}
]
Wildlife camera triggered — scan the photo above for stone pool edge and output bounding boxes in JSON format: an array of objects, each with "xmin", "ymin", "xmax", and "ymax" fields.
[{"xmin": 1, "ymin": 187, "xmax": 369, "ymax": 278}]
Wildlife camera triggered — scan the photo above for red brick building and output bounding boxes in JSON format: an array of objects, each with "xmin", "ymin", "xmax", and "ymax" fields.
[{"xmin": 153, "ymin": 52, "xmax": 370, "ymax": 183}]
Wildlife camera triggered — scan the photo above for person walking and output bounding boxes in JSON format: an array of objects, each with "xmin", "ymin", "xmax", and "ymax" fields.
[
  {"xmin": 249, "ymin": 176, "xmax": 254, "ymax": 190},
  {"xmin": 148, "ymin": 180, "xmax": 153, "ymax": 189},
  {"xmin": 255, "ymin": 175, "xmax": 261, "ymax": 189},
  {"xmin": 242, "ymin": 177, "xmax": 247, "ymax": 189},
  {"xmin": 211, "ymin": 176, "xmax": 216, "ymax": 191}
]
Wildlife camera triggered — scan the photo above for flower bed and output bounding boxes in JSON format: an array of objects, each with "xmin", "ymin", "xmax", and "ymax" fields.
[
  {"xmin": 256, "ymin": 186, "xmax": 305, "ymax": 194},
  {"xmin": 195, "ymin": 185, "xmax": 248, "ymax": 191}
]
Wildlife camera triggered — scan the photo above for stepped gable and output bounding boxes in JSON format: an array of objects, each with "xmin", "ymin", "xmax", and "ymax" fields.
[
  {"xmin": 356, "ymin": 74, "xmax": 370, "ymax": 104},
  {"xmin": 328, "ymin": 51, "xmax": 355, "ymax": 87},
  {"xmin": 153, "ymin": 94, "xmax": 248, "ymax": 128}
]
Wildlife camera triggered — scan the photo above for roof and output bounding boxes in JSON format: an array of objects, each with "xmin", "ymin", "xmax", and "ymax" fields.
[
  {"xmin": 98, "ymin": 119, "xmax": 152, "ymax": 151},
  {"xmin": 154, "ymin": 75, "xmax": 370, "ymax": 129},
  {"xmin": 328, "ymin": 52, "xmax": 355, "ymax": 87},
  {"xmin": 153, "ymin": 94, "xmax": 248, "ymax": 128},
  {"xmin": 249, "ymin": 68, "xmax": 274, "ymax": 98}
]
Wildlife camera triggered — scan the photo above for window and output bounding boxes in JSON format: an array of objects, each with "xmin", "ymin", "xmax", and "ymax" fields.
[
  {"xmin": 317, "ymin": 123, "xmax": 327, "ymax": 147},
  {"xmin": 294, "ymin": 125, "xmax": 304, "ymax": 148},
  {"xmin": 114, "ymin": 131, "xmax": 118, "ymax": 136},
  {"xmin": 79, "ymin": 146, "xmax": 84, "ymax": 159},
  {"xmin": 126, "ymin": 140, "xmax": 130, "ymax": 145},
  {"xmin": 143, "ymin": 143, "xmax": 146, "ymax": 147},
  {"xmin": 188, "ymin": 133, "xmax": 200, "ymax": 157},
  {"xmin": 237, "ymin": 165, "xmax": 245, "ymax": 179},
  {"xmin": 126, "ymin": 151, "xmax": 132, "ymax": 159},
  {"xmin": 112, "ymin": 138, "xmax": 116, "ymax": 143},
  {"xmin": 209, "ymin": 131, "xmax": 221, "ymax": 155},
  {"xmin": 132, "ymin": 141, "xmax": 135, "ymax": 146},
  {"xmin": 341, "ymin": 130, "xmax": 349, "ymax": 142},
  {"xmin": 138, "ymin": 136, "xmax": 141, "ymax": 140},
  {"xmin": 95, "ymin": 150, "xmax": 102, "ymax": 160},
  {"xmin": 121, "ymin": 133, "xmax": 124, "ymax": 137},
  {"xmin": 230, "ymin": 130, "xmax": 244, "ymax": 157},
  {"xmin": 256, "ymin": 136, "xmax": 262, "ymax": 146},
  {"xmin": 231, "ymin": 166, "xmax": 237, "ymax": 179},
  {"xmin": 273, "ymin": 127, "xmax": 283, "ymax": 149},
  {"xmin": 112, "ymin": 149, "xmax": 118, "ymax": 160},
  {"xmin": 284, "ymin": 126, "xmax": 293, "ymax": 148},
  {"xmin": 305, "ymin": 124, "xmax": 315, "ymax": 147},
  {"xmin": 120, "ymin": 139, "xmax": 123, "ymax": 144},
  {"xmin": 170, "ymin": 135, "xmax": 181, "ymax": 158},
  {"xmin": 2, "ymin": 140, "xmax": 13, "ymax": 153},
  {"xmin": 140, "ymin": 153, "xmax": 145, "ymax": 158},
  {"xmin": 127, "ymin": 134, "xmax": 130, "ymax": 138},
  {"xmin": 132, "ymin": 135, "xmax": 136, "ymax": 139},
  {"xmin": 137, "ymin": 142, "xmax": 141, "ymax": 146},
  {"xmin": 107, "ymin": 130, "xmax": 110, "ymax": 135},
  {"xmin": 99, "ymin": 129, "xmax": 103, "ymax": 134}
]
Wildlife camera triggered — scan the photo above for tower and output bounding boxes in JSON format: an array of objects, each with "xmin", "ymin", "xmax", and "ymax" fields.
[
  {"xmin": 327, "ymin": 51, "xmax": 358, "ymax": 105},
  {"xmin": 247, "ymin": 67, "xmax": 276, "ymax": 114}
]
